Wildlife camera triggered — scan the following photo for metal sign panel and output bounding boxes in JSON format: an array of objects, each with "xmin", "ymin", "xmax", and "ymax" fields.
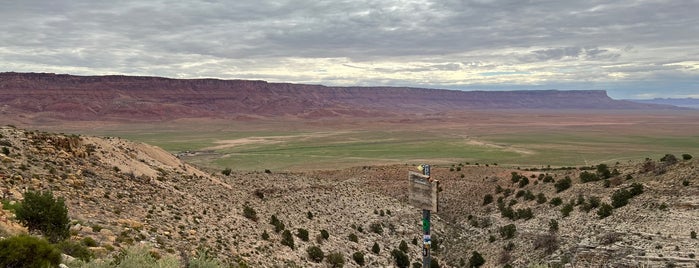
[{"xmin": 408, "ymin": 171, "xmax": 438, "ymax": 212}]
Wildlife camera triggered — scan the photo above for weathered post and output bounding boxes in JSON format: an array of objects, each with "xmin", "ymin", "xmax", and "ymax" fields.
[{"xmin": 408, "ymin": 164, "xmax": 438, "ymax": 268}]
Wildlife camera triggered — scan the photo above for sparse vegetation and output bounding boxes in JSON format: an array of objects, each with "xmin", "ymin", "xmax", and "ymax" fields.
[
  {"xmin": 399, "ymin": 240, "xmax": 409, "ymax": 253},
  {"xmin": 281, "ymin": 230, "xmax": 295, "ymax": 249},
  {"xmin": 297, "ymin": 228, "xmax": 309, "ymax": 241},
  {"xmin": 500, "ymin": 224, "xmax": 517, "ymax": 239},
  {"xmin": 0, "ymin": 235, "xmax": 61, "ymax": 267},
  {"xmin": 348, "ymin": 233, "xmax": 358, "ymax": 243},
  {"xmin": 326, "ymin": 252, "xmax": 345, "ymax": 268},
  {"xmin": 320, "ymin": 229, "xmax": 330, "ymax": 240},
  {"xmin": 469, "ymin": 251, "xmax": 486, "ymax": 267},
  {"xmin": 352, "ymin": 251, "xmax": 365, "ymax": 266},
  {"xmin": 483, "ymin": 194, "xmax": 494, "ymax": 205},
  {"xmin": 371, "ymin": 242, "xmax": 380, "ymax": 254},
  {"xmin": 597, "ymin": 203, "xmax": 613, "ymax": 219},
  {"xmin": 554, "ymin": 177, "xmax": 572, "ymax": 192},
  {"xmin": 243, "ymin": 203, "xmax": 258, "ymax": 221},
  {"xmin": 391, "ymin": 249, "xmax": 410, "ymax": 268}
]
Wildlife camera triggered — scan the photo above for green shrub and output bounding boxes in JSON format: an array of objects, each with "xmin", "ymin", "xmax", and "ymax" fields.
[
  {"xmin": 57, "ymin": 239, "xmax": 94, "ymax": 262},
  {"xmin": 1, "ymin": 147, "xmax": 9, "ymax": 155},
  {"xmin": 188, "ymin": 249, "xmax": 221, "ymax": 268},
  {"xmin": 597, "ymin": 203, "xmax": 613, "ymax": 219},
  {"xmin": 469, "ymin": 251, "xmax": 486, "ymax": 267},
  {"xmin": 0, "ymin": 235, "xmax": 61, "ymax": 267},
  {"xmin": 536, "ymin": 193, "xmax": 547, "ymax": 204},
  {"xmin": 326, "ymin": 252, "xmax": 345, "ymax": 268},
  {"xmin": 261, "ymin": 230, "xmax": 270, "ymax": 240},
  {"xmin": 511, "ymin": 172, "xmax": 522, "ymax": 183},
  {"xmin": 348, "ymin": 233, "xmax": 358, "ymax": 243},
  {"xmin": 307, "ymin": 246, "xmax": 324, "ymax": 262},
  {"xmin": 270, "ymin": 215, "xmax": 284, "ymax": 233},
  {"xmin": 499, "ymin": 224, "xmax": 517, "ymax": 239},
  {"xmin": 221, "ymin": 168, "xmax": 232, "ymax": 176},
  {"xmin": 682, "ymin": 154, "xmax": 693, "ymax": 160},
  {"xmin": 15, "ymin": 190, "xmax": 70, "ymax": 243},
  {"xmin": 483, "ymin": 194, "xmax": 493, "ymax": 205},
  {"xmin": 371, "ymin": 242, "xmax": 380, "ymax": 254},
  {"xmin": 518, "ymin": 177, "xmax": 530, "ymax": 188},
  {"xmin": 320, "ymin": 229, "xmax": 329, "ymax": 240},
  {"xmin": 554, "ymin": 177, "xmax": 572, "ymax": 192},
  {"xmin": 391, "ymin": 249, "xmax": 410, "ymax": 268},
  {"xmin": 660, "ymin": 154, "xmax": 678, "ymax": 163},
  {"xmin": 580, "ymin": 171, "xmax": 599, "ymax": 183},
  {"xmin": 561, "ymin": 203, "xmax": 574, "ymax": 218},
  {"xmin": 82, "ymin": 236, "xmax": 98, "ymax": 247},
  {"xmin": 691, "ymin": 231, "xmax": 697, "ymax": 239},
  {"xmin": 630, "ymin": 183, "xmax": 644, "ymax": 196},
  {"xmin": 352, "ymin": 251, "xmax": 365, "ymax": 266},
  {"xmin": 611, "ymin": 189, "xmax": 631, "ymax": 208},
  {"xmin": 370, "ymin": 222, "xmax": 383, "ymax": 234},
  {"xmin": 549, "ymin": 219, "xmax": 559, "ymax": 232},
  {"xmin": 297, "ymin": 228, "xmax": 309, "ymax": 242},
  {"xmin": 399, "ymin": 240, "xmax": 409, "ymax": 253},
  {"xmin": 307, "ymin": 211, "xmax": 314, "ymax": 219},
  {"xmin": 430, "ymin": 257, "xmax": 441, "ymax": 268},
  {"xmin": 597, "ymin": 164, "xmax": 611, "ymax": 179},
  {"xmin": 242, "ymin": 203, "xmax": 257, "ymax": 222},
  {"xmin": 550, "ymin": 197, "xmax": 563, "ymax": 206},
  {"xmin": 281, "ymin": 230, "xmax": 295, "ymax": 249}
]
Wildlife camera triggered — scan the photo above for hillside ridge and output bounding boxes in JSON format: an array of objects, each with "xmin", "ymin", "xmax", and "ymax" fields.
[{"xmin": 0, "ymin": 72, "xmax": 675, "ymax": 122}]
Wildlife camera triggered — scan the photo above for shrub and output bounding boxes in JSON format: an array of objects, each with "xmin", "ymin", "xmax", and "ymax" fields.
[
  {"xmin": 270, "ymin": 215, "xmax": 284, "ymax": 233},
  {"xmin": 15, "ymin": 190, "xmax": 70, "ymax": 243},
  {"xmin": 307, "ymin": 246, "xmax": 324, "ymax": 262},
  {"xmin": 188, "ymin": 249, "xmax": 220, "ymax": 268},
  {"xmin": 561, "ymin": 203, "xmax": 574, "ymax": 218},
  {"xmin": 371, "ymin": 242, "xmax": 380, "ymax": 254},
  {"xmin": 469, "ymin": 251, "xmax": 486, "ymax": 267},
  {"xmin": 536, "ymin": 193, "xmax": 547, "ymax": 204},
  {"xmin": 533, "ymin": 233, "xmax": 559, "ymax": 254},
  {"xmin": 597, "ymin": 203, "xmax": 613, "ymax": 219},
  {"xmin": 549, "ymin": 219, "xmax": 559, "ymax": 232},
  {"xmin": 0, "ymin": 235, "xmax": 61, "ymax": 267},
  {"xmin": 597, "ymin": 164, "xmax": 611, "ymax": 179},
  {"xmin": 326, "ymin": 252, "xmax": 345, "ymax": 268},
  {"xmin": 221, "ymin": 168, "xmax": 232, "ymax": 176},
  {"xmin": 683, "ymin": 180, "xmax": 690, "ymax": 186},
  {"xmin": 348, "ymin": 233, "xmax": 358, "ymax": 243},
  {"xmin": 518, "ymin": 177, "xmax": 530, "ymax": 188},
  {"xmin": 370, "ymin": 222, "xmax": 383, "ymax": 234},
  {"xmin": 500, "ymin": 224, "xmax": 517, "ymax": 239},
  {"xmin": 307, "ymin": 211, "xmax": 314, "ymax": 219},
  {"xmin": 580, "ymin": 171, "xmax": 599, "ymax": 183},
  {"xmin": 430, "ymin": 258, "xmax": 441, "ymax": 268},
  {"xmin": 391, "ymin": 249, "xmax": 410, "ymax": 268},
  {"xmin": 516, "ymin": 208, "xmax": 534, "ymax": 220},
  {"xmin": 82, "ymin": 236, "xmax": 98, "ymax": 247},
  {"xmin": 483, "ymin": 194, "xmax": 494, "ymax": 205},
  {"xmin": 281, "ymin": 230, "xmax": 295, "ymax": 249},
  {"xmin": 630, "ymin": 183, "xmax": 644, "ymax": 196},
  {"xmin": 399, "ymin": 240, "xmax": 409, "ymax": 253},
  {"xmin": 320, "ymin": 229, "xmax": 329, "ymax": 240},
  {"xmin": 242, "ymin": 204, "xmax": 258, "ymax": 222},
  {"xmin": 56, "ymin": 240, "xmax": 95, "ymax": 262},
  {"xmin": 352, "ymin": 251, "xmax": 365, "ymax": 266},
  {"xmin": 611, "ymin": 189, "xmax": 631, "ymax": 208},
  {"xmin": 550, "ymin": 197, "xmax": 563, "ymax": 206},
  {"xmin": 682, "ymin": 154, "xmax": 693, "ymax": 160},
  {"xmin": 1, "ymin": 147, "xmax": 8, "ymax": 155},
  {"xmin": 261, "ymin": 230, "xmax": 269, "ymax": 240},
  {"xmin": 660, "ymin": 154, "xmax": 678, "ymax": 164},
  {"xmin": 691, "ymin": 231, "xmax": 697, "ymax": 239},
  {"xmin": 297, "ymin": 228, "xmax": 309, "ymax": 242},
  {"xmin": 554, "ymin": 177, "xmax": 572, "ymax": 192}
]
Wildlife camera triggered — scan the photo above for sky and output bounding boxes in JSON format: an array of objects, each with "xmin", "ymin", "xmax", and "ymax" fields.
[{"xmin": 1, "ymin": 0, "xmax": 698, "ymax": 99}]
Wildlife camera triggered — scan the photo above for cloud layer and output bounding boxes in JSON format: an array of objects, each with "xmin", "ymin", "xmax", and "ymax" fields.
[{"xmin": 1, "ymin": 0, "xmax": 698, "ymax": 98}]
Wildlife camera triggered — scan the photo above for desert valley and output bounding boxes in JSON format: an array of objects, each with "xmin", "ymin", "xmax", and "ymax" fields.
[{"xmin": 0, "ymin": 73, "xmax": 698, "ymax": 267}]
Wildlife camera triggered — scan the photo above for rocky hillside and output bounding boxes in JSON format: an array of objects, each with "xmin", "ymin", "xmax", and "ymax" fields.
[
  {"xmin": 1, "ymin": 126, "xmax": 697, "ymax": 267},
  {"xmin": 0, "ymin": 72, "xmax": 674, "ymax": 123},
  {"xmin": 0, "ymin": 126, "xmax": 440, "ymax": 267}
]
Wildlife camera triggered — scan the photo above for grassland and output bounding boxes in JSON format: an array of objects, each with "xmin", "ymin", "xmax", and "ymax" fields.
[{"xmin": 62, "ymin": 110, "xmax": 699, "ymax": 171}]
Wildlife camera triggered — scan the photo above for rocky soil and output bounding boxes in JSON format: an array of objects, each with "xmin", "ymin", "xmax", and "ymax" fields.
[{"xmin": 1, "ymin": 125, "xmax": 697, "ymax": 267}]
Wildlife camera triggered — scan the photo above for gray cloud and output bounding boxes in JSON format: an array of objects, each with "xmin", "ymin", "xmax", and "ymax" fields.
[{"xmin": 1, "ymin": 0, "xmax": 698, "ymax": 98}]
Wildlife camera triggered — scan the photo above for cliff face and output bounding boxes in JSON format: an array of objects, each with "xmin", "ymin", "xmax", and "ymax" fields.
[{"xmin": 0, "ymin": 72, "xmax": 671, "ymax": 121}]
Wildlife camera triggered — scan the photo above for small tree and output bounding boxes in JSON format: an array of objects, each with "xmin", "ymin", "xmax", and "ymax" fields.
[
  {"xmin": 297, "ymin": 228, "xmax": 309, "ymax": 242},
  {"xmin": 15, "ymin": 190, "xmax": 70, "ymax": 243},
  {"xmin": 554, "ymin": 177, "xmax": 572, "ymax": 192},
  {"xmin": 482, "ymin": 194, "xmax": 494, "ymax": 205},
  {"xmin": 307, "ymin": 246, "xmax": 324, "ymax": 262},
  {"xmin": 561, "ymin": 203, "xmax": 574, "ymax": 218},
  {"xmin": 320, "ymin": 229, "xmax": 330, "ymax": 240},
  {"xmin": 682, "ymin": 154, "xmax": 693, "ymax": 160},
  {"xmin": 243, "ymin": 203, "xmax": 258, "ymax": 222},
  {"xmin": 348, "ymin": 233, "xmax": 358, "ymax": 243},
  {"xmin": 499, "ymin": 224, "xmax": 517, "ymax": 239}
]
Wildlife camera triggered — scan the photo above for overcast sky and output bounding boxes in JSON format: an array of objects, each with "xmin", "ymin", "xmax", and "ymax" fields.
[{"xmin": 1, "ymin": 0, "xmax": 698, "ymax": 99}]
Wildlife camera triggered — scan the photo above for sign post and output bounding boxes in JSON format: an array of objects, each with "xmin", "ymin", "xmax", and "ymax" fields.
[{"xmin": 408, "ymin": 164, "xmax": 438, "ymax": 268}]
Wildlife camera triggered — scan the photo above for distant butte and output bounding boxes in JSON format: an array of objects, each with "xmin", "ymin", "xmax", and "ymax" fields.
[{"xmin": 0, "ymin": 72, "xmax": 677, "ymax": 122}]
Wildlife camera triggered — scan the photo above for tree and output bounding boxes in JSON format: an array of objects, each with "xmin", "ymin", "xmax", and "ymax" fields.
[
  {"xmin": 0, "ymin": 235, "xmax": 62, "ymax": 267},
  {"xmin": 15, "ymin": 190, "xmax": 70, "ymax": 243},
  {"xmin": 307, "ymin": 246, "xmax": 324, "ymax": 262},
  {"xmin": 469, "ymin": 251, "xmax": 486, "ymax": 267}
]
